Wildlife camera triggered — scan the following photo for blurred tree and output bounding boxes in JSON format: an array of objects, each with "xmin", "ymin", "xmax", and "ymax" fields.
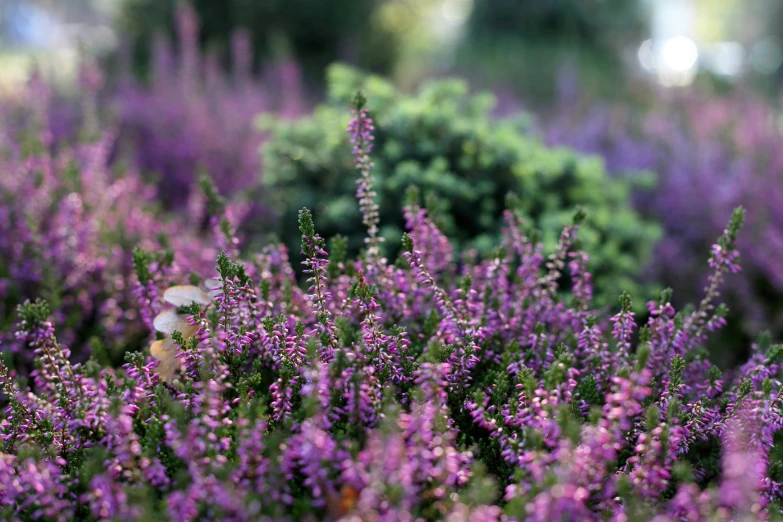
[
  {"xmin": 752, "ymin": 0, "xmax": 783, "ymax": 90},
  {"xmin": 468, "ymin": 0, "xmax": 645, "ymax": 44},
  {"xmin": 455, "ymin": 0, "xmax": 649, "ymax": 102},
  {"xmin": 117, "ymin": 0, "xmax": 399, "ymax": 84}
]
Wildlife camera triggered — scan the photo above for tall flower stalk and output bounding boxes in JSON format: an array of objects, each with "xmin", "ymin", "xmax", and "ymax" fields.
[{"xmin": 348, "ymin": 91, "xmax": 383, "ymax": 262}]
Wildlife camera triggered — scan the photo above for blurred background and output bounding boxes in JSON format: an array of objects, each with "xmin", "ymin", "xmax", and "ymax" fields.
[
  {"xmin": 3, "ymin": 0, "xmax": 783, "ymax": 368},
  {"xmin": 4, "ymin": 0, "xmax": 783, "ymax": 97}
]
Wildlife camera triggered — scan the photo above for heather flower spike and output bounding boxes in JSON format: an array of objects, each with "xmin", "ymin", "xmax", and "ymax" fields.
[{"xmin": 348, "ymin": 89, "xmax": 382, "ymax": 261}]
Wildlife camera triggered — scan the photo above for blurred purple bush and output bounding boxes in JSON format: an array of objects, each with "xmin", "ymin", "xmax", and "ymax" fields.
[
  {"xmin": 545, "ymin": 87, "xmax": 783, "ymax": 352},
  {"xmin": 114, "ymin": 3, "xmax": 305, "ymax": 213},
  {"xmin": 0, "ymin": 4, "xmax": 308, "ymax": 368},
  {"xmin": 0, "ymin": 71, "xmax": 231, "ymax": 367}
]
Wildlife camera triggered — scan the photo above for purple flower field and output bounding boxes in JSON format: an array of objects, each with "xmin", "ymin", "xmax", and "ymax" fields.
[
  {"xmin": 2, "ymin": 4, "xmax": 783, "ymax": 521},
  {"xmin": 545, "ymin": 84, "xmax": 783, "ymax": 355}
]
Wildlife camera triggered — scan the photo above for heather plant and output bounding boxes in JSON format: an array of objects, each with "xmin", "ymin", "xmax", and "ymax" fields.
[
  {"xmin": 0, "ymin": 69, "xmax": 83, "ymax": 151},
  {"xmin": 545, "ymin": 88, "xmax": 783, "ymax": 357},
  {"xmin": 0, "ymin": 5, "xmax": 301, "ymax": 367},
  {"xmin": 261, "ymin": 63, "xmax": 661, "ymax": 309},
  {"xmin": 0, "ymin": 94, "xmax": 780, "ymax": 521},
  {"xmin": 0, "ymin": 74, "xmax": 237, "ymax": 368},
  {"xmin": 115, "ymin": 2, "xmax": 305, "ymax": 223}
]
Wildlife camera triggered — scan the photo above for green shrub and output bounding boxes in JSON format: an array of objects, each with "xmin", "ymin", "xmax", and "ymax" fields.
[{"xmin": 260, "ymin": 64, "xmax": 661, "ymax": 308}]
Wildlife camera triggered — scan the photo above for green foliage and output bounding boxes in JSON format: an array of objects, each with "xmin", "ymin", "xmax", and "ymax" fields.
[
  {"xmin": 298, "ymin": 208, "xmax": 317, "ymax": 252},
  {"xmin": 723, "ymin": 206, "xmax": 746, "ymax": 250},
  {"xmin": 261, "ymin": 64, "xmax": 662, "ymax": 308},
  {"xmin": 16, "ymin": 299, "xmax": 50, "ymax": 329},
  {"xmin": 200, "ymin": 173, "xmax": 226, "ymax": 218},
  {"xmin": 216, "ymin": 251, "xmax": 250, "ymax": 286},
  {"xmin": 466, "ymin": 0, "xmax": 646, "ymax": 46},
  {"xmin": 400, "ymin": 233, "xmax": 414, "ymax": 254},
  {"xmin": 455, "ymin": 0, "xmax": 647, "ymax": 103},
  {"xmin": 118, "ymin": 0, "xmax": 396, "ymax": 83},
  {"xmin": 132, "ymin": 247, "xmax": 153, "ymax": 286},
  {"xmin": 619, "ymin": 291, "xmax": 633, "ymax": 313},
  {"xmin": 669, "ymin": 355, "xmax": 686, "ymax": 391},
  {"xmin": 326, "ymin": 235, "xmax": 348, "ymax": 279},
  {"xmin": 574, "ymin": 374, "xmax": 602, "ymax": 409}
]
